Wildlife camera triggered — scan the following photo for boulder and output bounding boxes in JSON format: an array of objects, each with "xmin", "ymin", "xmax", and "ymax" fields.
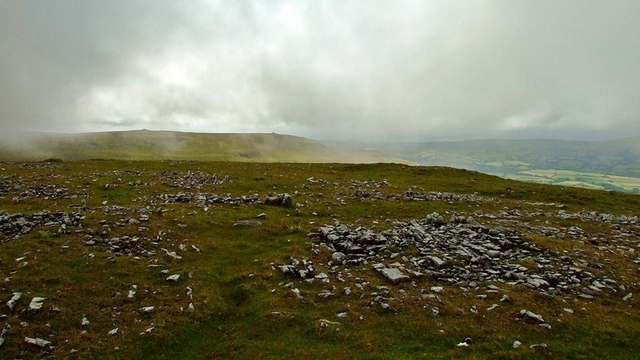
[
  {"xmin": 378, "ymin": 267, "xmax": 410, "ymax": 284},
  {"xmin": 233, "ymin": 220, "xmax": 262, "ymax": 227},
  {"xmin": 264, "ymin": 193, "xmax": 293, "ymax": 207}
]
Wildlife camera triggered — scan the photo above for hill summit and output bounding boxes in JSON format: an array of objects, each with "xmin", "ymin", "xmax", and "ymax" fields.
[{"xmin": 0, "ymin": 130, "xmax": 406, "ymax": 164}]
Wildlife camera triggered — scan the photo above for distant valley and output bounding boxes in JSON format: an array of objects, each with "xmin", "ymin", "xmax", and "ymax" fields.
[{"xmin": 335, "ymin": 137, "xmax": 640, "ymax": 193}]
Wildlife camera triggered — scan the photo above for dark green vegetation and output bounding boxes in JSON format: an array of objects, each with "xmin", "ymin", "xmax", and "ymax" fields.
[
  {"xmin": 1, "ymin": 160, "xmax": 639, "ymax": 359},
  {"xmin": 355, "ymin": 137, "xmax": 640, "ymax": 192}
]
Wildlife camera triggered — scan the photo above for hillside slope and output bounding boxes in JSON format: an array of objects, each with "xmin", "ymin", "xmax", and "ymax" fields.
[
  {"xmin": 1, "ymin": 161, "xmax": 639, "ymax": 358},
  {"xmin": 0, "ymin": 130, "xmax": 408, "ymax": 164}
]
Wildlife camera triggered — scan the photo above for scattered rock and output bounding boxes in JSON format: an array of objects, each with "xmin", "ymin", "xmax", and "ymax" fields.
[
  {"xmin": 291, "ymin": 288, "xmax": 304, "ymax": 300},
  {"xmin": 162, "ymin": 248, "xmax": 182, "ymax": 260},
  {"xmin": 378, "ymin": 267, "xmax": 410, "ymax": 284},
  {"xmin": 0, "ymin": 210, "xmax": 84, "ymax": 242},
  {"xmin": 0, "ymin": 323, "xmax": 10, "ymax": 346},
  {"xmin": 332, "ymin": 252, "xmax": 346, "ymax": 263},
  {"xmin": 530, "ymin": 343, "xmax": 548, "ymax": 350},
  {"xmin": 24, "ymin": 337, "xmax": 51, "ymax": 348},
  {"xmin": 264, "ymin": 193, "xmax": 293, "ymax": 207},
  {"xmin": 233, "ymin": 220, "xmax": 262, "ymax": 227},
  {"xmin": 318, "ymin": 319, "xmax": 340, "ymax": 328},
  {"xmin": 28, "ymin": 297, "xmax": 46, "ymax": 311},
  {"xmin": 519, "ymin": 309, "xmax": 545, "ymax": 324},
  {"xmin": 313, "ymin": 215, "xmax": 617, "ymax": 298},
  {"xmin": 139, "ymin": 306, "xmax": 155, "ymax": 313},
  {"xmin": 6, "ymin": 292, "xmax": 21, "ymax": 311},
  {"xmin": 128, "ymin": 285, "xmax": 137, "ymax": 299},
  {"xmin": 318, "ymin": 290, "xmax": 334, "ymax": 299}
]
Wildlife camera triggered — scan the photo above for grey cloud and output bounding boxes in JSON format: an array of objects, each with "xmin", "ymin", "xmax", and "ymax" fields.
[
  {"xmin": 1, "ymin": 0, "xmax": 639, "ymax": 142},
  {"xmin": 0, "ymin": 0, "xmax": 185, "ymax": 134}
]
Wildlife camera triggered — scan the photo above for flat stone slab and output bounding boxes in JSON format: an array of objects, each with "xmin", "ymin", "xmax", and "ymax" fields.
[
  {"xmin": 233, "ymin": 220, "xmax": 262, "ymax": 227},
  {"xmin": 378, "ymin": 267, "xmax": 410, "ymax": 284}
]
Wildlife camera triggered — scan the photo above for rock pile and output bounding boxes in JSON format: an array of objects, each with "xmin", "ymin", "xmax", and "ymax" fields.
[
  {"xmin": 350, "ymin": 185, "xmax": 487, "ymax": 204},
  {"xmin": 83, "ymin": 234, "xmax": 159, "ymax": 256},
  {"xmin": 0, "ymin": 178, "xmax": 16, "ymax": 197},
  {"xmin": 157, "ymin": 192, "xmax": 260, "ymax": 207},
  {"xmin": 159, "ymin": 171, "xmax": 231, "ymax": 189},
  {"xmin": 11, "ymin": 184, "xmax": 88, "ymax": 202},
  {"xmin": 264, "ymin": 193, "xmax": 293, "ymax": 207},
  {"xmin": 0, "ymin": 210, "xmax": 84, "ymax": 242},
  {"xmin": 390, "ymin": 190, "xmax": 486, "ymax": 203},
  {"xmin": 311, "ymin": 212, "xmax": 618, "ymax": 298}
]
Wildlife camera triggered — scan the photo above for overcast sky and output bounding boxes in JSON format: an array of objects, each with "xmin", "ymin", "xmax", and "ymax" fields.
[{"xmin": 1, "ymin": 0, "xmax": 639, "ymax": 142}]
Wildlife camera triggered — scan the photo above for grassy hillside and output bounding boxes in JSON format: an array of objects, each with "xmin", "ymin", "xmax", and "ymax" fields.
[
  {"xmin": 0, "ymin": 130, "xmax": 405, "ymax": 164},
  {"xmin": 1, "ymin": 160, "xmax": 639, "ymax": 358}
]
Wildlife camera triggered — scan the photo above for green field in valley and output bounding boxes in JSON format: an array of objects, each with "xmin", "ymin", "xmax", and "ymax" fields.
[
  {"xmin": 355, "ymin": 136, "xmax": 640, "ymax": 193},
  {"xmin": 500, "ymin": 169, "xmax": 640, "ymax": 193}
]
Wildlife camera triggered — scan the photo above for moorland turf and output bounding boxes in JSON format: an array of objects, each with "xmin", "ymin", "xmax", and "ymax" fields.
[{"xmin": 0, "ymin": 160, "xmax": 639, "ymax": 359}]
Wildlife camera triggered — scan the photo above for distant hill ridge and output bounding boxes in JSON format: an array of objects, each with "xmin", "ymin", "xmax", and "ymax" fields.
[{"xmin": 0, "ymin": 130, "xmax": 407, "ymax": 164}]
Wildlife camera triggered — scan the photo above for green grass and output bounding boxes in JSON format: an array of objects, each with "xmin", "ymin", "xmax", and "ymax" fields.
[{"xmin": 0, "ymin": 160, "xmax": 639, "ymax": 358}]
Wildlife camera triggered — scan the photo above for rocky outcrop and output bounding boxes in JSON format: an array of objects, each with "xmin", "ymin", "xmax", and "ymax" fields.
[
  {"xmin": 157, "ymin": 192, "xmax": 260, "ymax": 206},
  {"xmin": 0, "ymin": 210, "xmax": 84, "ymax": 242},
  {"xmin": 312, "ymin": 212, "xmax": 619, "ymax": 297},
  {"xmin": 264, "ymin": 193, "xmax": 293, "ymax": 207}
]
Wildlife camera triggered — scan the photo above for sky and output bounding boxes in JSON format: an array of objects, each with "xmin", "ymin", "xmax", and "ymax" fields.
[{"xmin": 1, "ymin": 0, "xmax": 639, "ymax": 143}]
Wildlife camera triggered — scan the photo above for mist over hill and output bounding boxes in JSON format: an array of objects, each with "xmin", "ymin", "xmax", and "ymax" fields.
[{"xmin": 0, "ymin": 130, "xmax": 406, "ymax": 164}]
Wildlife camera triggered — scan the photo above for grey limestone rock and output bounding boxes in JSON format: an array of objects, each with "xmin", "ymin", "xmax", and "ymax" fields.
[
  {"xmin": 28, "ymin": 297, "xmax": 46, "ymax": 311},
  {"xmin": 332, "ymin": 252, "xmax": 346, "ymax": 263},
  {"xmin": 24, "ymin": 337, "xmax": 51, "ymax": 348},
  {"xmin": 264, "ymin": 193, "xmax": 293, "ymax": 207},
  {"xmin": 519, "ymin": 309, "xmax": 545, "ymax": 323},
  {"xmin": 233, "ymin": 220, "xmax": 262, "ymax": 227},
  {"xmin": 6, "ymin": 292, "xmax": 21, "ymax": 311},
  {"xmin": 378, "ymin": 267, "xmax": 410, "ymax": 284}
]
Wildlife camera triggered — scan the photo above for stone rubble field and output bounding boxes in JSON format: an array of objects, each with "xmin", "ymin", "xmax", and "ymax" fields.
[{"xmin": 275, "ymin": 189, "xmax": 639, "ymax": 349}]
